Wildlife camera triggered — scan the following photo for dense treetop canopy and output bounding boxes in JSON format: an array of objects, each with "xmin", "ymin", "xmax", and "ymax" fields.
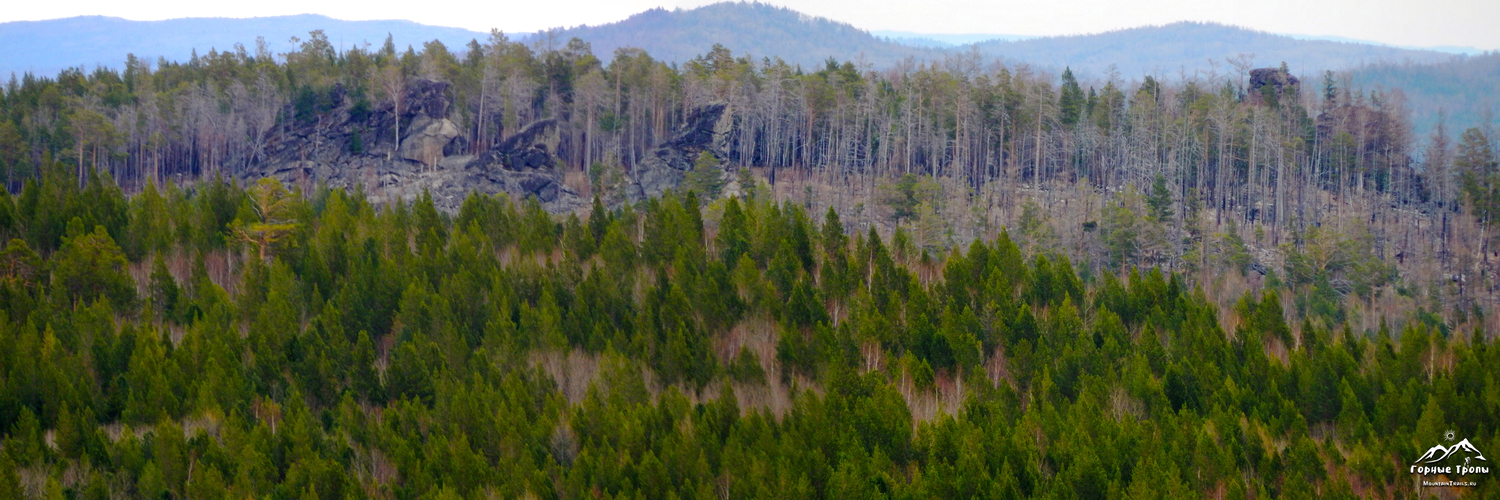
[{"xmin": 0, "ymin": 165, "xmax": 1493, "ymax": 498}]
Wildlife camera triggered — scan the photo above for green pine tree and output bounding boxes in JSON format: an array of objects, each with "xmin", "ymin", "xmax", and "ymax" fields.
[
  {"xmin": 1059, "ymin": 67, "xmax": 1085, "ymax": 126},
  {"xmin": 681, "ymin": 151, "xmax": 725, "ymax": 202},
  {"xmin": 1147, "ymin": 173, "xmax": 1173, "ymax": 222}
]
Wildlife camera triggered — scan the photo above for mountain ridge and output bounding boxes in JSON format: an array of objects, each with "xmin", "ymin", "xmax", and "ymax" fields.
[
  {"xmin": 523, "ymin": 3, "xmax": 939, "ymax": 68},
  {"xmin": 1, "ymin": 3, "xmax": 1461, "ymax": 78},
  {"xmin": 971, "ymin": 21, "xmax": 1454, "ymax": 79}
]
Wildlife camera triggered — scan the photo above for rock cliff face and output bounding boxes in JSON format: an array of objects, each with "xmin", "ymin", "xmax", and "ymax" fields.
[
  {"xmin": 240, "ymin": 79, "xmax": 580, "ymax": 213},
  {"xmin": 460, "ymin": 119, "xmax": 576, "ymax": 207},
  {"xmin": 627, "ymin": 103, "xmax": 734, "ymax": 203},
  {"xmin": 238, "ymin": 80, "xmax": 740, "ymax": 213}
]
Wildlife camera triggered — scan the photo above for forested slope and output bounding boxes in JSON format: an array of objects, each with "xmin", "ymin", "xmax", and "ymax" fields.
[
  {"xmin": 0, "ymin": 167, "xmax": 1495, "ymax": 498},
  {"xmin": 4, "ymin": 30, "xmax": 1499, "ymax": 336},
  {"xmin": 2, "ymin": 6, "xmax": 1500, "ymax": 499}
]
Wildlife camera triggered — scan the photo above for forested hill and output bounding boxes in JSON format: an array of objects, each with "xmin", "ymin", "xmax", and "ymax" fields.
[
  {"xmin": 972, "ymin": 21, "xmax": 1455, "ymax": 79},
  {"xmin": 531, "ymin": 3, "xmax": 939, "ymax": 68},
  {"xmin": 1351, "ymin": 52, "xmax": 1500, "ymax": 139},
  {"xmin": 0, "ymin": 14, "xmax": 488, "ymax": 79},
  {"xmin": 0, "ymin": 177, "xmax": 1495, "ymax": 498}
]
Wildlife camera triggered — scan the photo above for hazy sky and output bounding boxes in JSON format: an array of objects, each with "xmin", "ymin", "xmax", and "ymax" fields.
[{"xmin": 7, "ymin": 0, "xmax": 1496, "ymax": 50}]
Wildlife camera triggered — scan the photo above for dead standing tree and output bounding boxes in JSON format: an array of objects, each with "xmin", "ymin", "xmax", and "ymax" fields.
[{"xmin": 377, "ymin": 65, "xmax": 407, "ymax": 162}]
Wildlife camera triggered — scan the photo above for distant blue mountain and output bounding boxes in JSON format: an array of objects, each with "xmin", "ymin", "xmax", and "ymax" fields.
[
  {"xmin": 870, "ymin": 31, "xmax": 1033, "ymax": 48},
  {"xmin": 0, "ymin": 14, "xmax": 490, "ymax": 78},
  {"xmin": 526, "ymin": 5, "xmax": 1457, "ymax": 75},
  {"xmin": 1284, "ymin": 34, "xmax": 1484, "ymax": 55},
  {"xmin": 1, "ymin": 6, "xmax": 1462, "ymax": 80},
  {"xmin": 533, "ymin": 3, "xmax": 940, "ymax": 68},
  {"xmin": 971, "ymin": 21, "xmax": 1456, "ymax": 80},
  {"xmin": 1352, "ymin": 52, "xmax": 1500, "ymax": 140}
]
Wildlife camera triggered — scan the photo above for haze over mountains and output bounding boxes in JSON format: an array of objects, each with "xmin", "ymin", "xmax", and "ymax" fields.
[
  {"xmin": 971, "ymin": 21, "xmax": 1454, "ymax": 80},
  {"xmin": 870, "ymin": 31, "xmax": 1034, "ymax": 48},
  {"xmin": 0, "ymin": 14, "xmax": 486, "ymax": 79},
  {"xmin": 0, "ymin": 2, "xmax": 1466, "ymax": 77},
  {"xmin": 1354, "ymin": 52, "xmax": 1500, "ymax": 138},
  {"xmin": 537, "ymin": 4, "xmax": 941, "ymax": 68}
]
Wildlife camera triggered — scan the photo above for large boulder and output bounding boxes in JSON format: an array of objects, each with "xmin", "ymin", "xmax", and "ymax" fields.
[
  {"xmin": 399, "ymin": 117, "xmax": 462, "ymax": 167},
  {"xmin": 395, "ymin": 80, "xmax": 466, "ymax": 167},
  {"xmin": 627, "ymin": 102, "xmax": 734, "ymax": 202}
]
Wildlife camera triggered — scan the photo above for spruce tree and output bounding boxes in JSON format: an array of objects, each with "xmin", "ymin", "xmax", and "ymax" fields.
[
  {"xmin": 1059, "ymin": 67, "xmax": 1085, "ymax": 126},
  {"xmin": 1146, "ymin": 173, "xmax": 1173, "ymax": 222},
  {"xmin": 1457, "ymin": 127, "xmax": 1500, "ymax": 225}
]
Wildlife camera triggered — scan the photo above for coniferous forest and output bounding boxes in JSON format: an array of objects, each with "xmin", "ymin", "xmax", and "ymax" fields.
[
  {"xmin": 0, "ymin": 168, "xmax": 1493, "ymax": 499},
  {"xmin": 0, "ymin": 25, "xmax": 1498, "ymax": 500}
]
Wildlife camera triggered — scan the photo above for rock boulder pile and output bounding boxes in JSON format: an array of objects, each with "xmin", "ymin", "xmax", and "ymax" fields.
[{"xmin": 241, "ymin": 79, "xmax": 579, "ymax": 213}]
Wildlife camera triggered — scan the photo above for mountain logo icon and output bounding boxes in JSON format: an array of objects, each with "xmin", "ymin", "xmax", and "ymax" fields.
[{"xmin": 1414, "ymin": 439, "xmax": 1488, "ymax": 465}]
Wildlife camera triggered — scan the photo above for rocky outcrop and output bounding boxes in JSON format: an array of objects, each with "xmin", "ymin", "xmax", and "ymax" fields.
[
  {"xmin": 238, "ymin": 79, "xmax": 579, "ymax": 214},
  {"xmin": 237, "ymin": 83, "xmax": 739, "ymax": 214},
  {"xmin": 627, "ymin": 103, "xmax": 734, "ymax": 202},
  {"xmin": 462, "ymin": 119, "xmax": 579, "ymax": 209},
  {"xmin": 468, "ymin": 119, "xmax": 559, "ymax": 172},
  {"xmin": 1249, "ymin": 67, "xmax": 1299, "ymax": 102}
]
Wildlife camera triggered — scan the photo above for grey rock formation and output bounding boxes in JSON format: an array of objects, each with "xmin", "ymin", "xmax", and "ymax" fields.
[
  {"xmin": 399, "ymin": 117, "xmax": 462, "ymax": 167},
  {"xmin": 627, "ymin": 102, "xmax": 734, "ymax": 203},
  {"xmin": 237, "ymin": 83, "xmax": 740, "ymax": 214},
  {"xmin": 239, "ymin": 79, "xmax": 579, "ymax": 214},
  {"xmin": 462, "ymin": 119, "xmax": 579, "ymax": 209},
  {"xmin": 1249, "ymin": 67, "xmax": 1300, "ymax": 95}
]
